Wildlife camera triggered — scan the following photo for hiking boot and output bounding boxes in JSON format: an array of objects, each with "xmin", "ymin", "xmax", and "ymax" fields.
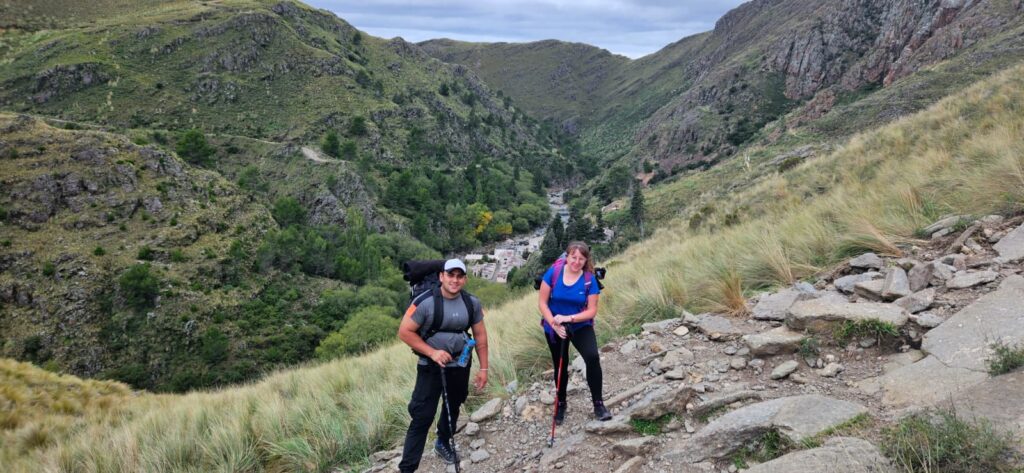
[
  {"xmin": 593, "ymin": 400, "xmax": 612, "ymax": 421},
  {"xmin": 433, "ymin": 438, "xmax": 457, "ymax": 464},
  {"xmin": 555, "ymin": 401, "xmax": 567, "ymax": 425}
]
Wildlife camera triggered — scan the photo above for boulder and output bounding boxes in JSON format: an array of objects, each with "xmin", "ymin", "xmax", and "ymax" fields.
[
  {"xmin": 787, "ymin": 300, "xmax": 909, "ymax": 333},
  {"xmin": 469, "ymin": 398, "xmax": 503, "ymax": 422},
  {"xmin": 835, "ymin": 272, "xmax": 881, "ymax": 294},
  {"xmin": 625, "ymin": 384, "xmax": 696, "ymax": 421},
  {"xmin": 752, "ymin": 289, "xmax": 811, "ymax": 321},
  {"xmin": 910, "ymin": 312, "xmax": 944, "ymax": 328},
  {"xmin": 584, "ymin": 416, "xmax": 634, "ymax": 435},
  {"xmin": 923, "ymin": 215, "xmax": 966, "ymax": 235},
  {"xmin": 907, "ymin": 262, "xmax": 933, "ymax": 292},
  {"xmin": 857, "ymin": 355, "xmax": 988, "ymax": 406},
  {"xmin": 743, "ymin": 327, "xmax": 806, "ymax": 356},
  {"xmin": 770, "ymin": 360, "xmax": 799, "ymax": 380},
  {"xmin": 994, "ymin": 222, "xmax": 1024, "ymax": 263},
  {"xmin": 469, "ymin": 449, "xmax": 490, "ymax": 463},
  {"xmin": 663, "ymin": 395, "xmax": 867, "ymax": 462},
  {"xmin": 894, "ymin": 288, "xmax": 936, "ymax": 314},
  {"xmin": 661, "ymin": 348, "xmax": 695, "ymax": 369},
  {"xmin": 849, "ymin": 253, "xmax": 883, "ymax": 270},
  {"xmin": 880, "ymin": 267, "xmax": 911, "ymax": 301},
  {"xmin": 612, "ymin": 437, "xmax": 660, "ymax": 456},
  {"xmin": 689, "ymin": 390, "xmax": 763, "ymax": 420},
  {"xmin": 642, "ymin": 318, "xmax": 681, "ymax": 333},
  {"xmin": 853, "ymin": 279, "xmax": 885, "ymax": 301},
  {"xmin": 612, "ymin": 456, "xmax": 645, "ymax": 473},
  {"xmin": 945, "ymin": 270, "xmax": 999, "ymax": 289},
  {"xmin": 694, "ymin": 314, "xmax": 745, "ymax": 340},
  {"xmin": 744, "ymin": 437, "xmax": 896, "ymax": 473},
  {"xmin": 929, "ymin": 263, "xmax": 956, "ymax": 286}
]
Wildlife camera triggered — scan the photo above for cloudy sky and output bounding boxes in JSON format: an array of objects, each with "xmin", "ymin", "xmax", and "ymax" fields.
[{"xmin": 305, "ymin": 0, "xmax": 747, "ymax": 59}]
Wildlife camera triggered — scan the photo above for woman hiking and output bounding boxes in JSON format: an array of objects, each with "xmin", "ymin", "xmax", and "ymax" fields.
[{"xmin": 538, "ymin": 241, "xmax": 612, "ymax": 424}]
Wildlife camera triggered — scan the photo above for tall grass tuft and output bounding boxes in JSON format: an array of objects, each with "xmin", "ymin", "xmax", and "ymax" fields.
[{"xmin": 882, "ymin": 409, "xmax": 1021, "ymax": 473}]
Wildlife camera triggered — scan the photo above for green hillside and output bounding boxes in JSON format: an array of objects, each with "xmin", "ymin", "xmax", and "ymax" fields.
[{"xmin": 5, "ymin": 53, "xmax": 1024, "ymax": 473}]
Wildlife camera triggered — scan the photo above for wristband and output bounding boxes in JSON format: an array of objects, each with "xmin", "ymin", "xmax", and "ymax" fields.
[{"xmin": 480, "ymin": 368, "xmax": 488, "ymax": 371}]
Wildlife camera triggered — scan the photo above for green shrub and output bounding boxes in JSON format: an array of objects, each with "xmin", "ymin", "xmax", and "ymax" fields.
[
  {"xmin": 271, "ymin": 196, "xmax": 306, "ymax": 227},
  {"xmin": 882, "ymin": 410, "xmax": 1020, "ymax": 472},
  {"xmin": 119, "ymin": 263, "xmax": 160, "ymax": 310},
  {"xmin": 93, "ymin": 246, "xmax": 106, "ymax": 256},
  {"xmin": 200, "ymin": 328, "xmax": 229, "ymax": 364},
  {"xmin": 0, "ymin": 205, "xmax": 7, "ymax": 221},
  {"xmin": 137, "ymin": 246, "xmax": 154, "ymax": 261},
  {"xmin": 315, "ymin": 306, "xmax": 398, "ymax": 358},
  {"xmin": 731, "ymin": 429, "xmax": 793, "ymax": 467},
  {"xmin": 987, "ymin": 341, "xmax": 1024, "ymax": 375},
  {"xmin": 349, "ymin": 116, "xmax": 367, "ymax": 136},
  {"xmin": 834, "ymin": 319, "xmax": 898, "ymax": 344},
  {"xmin": 170, "ymin": 249, "xmax": 187, "ymax": 262},
  {"xmin": 798, "ymin": 337, "xmax": 819, "ymax": 358},
  {"xmin": 340, "ymin": 140, "xmax": 357, "ymax": 160},
  {"xmin": 42, "ymin": 261, "xmax": 56, "ymax": 276},
  {"xmin": 175, "ymin": 129, "xmax": 215, "ymax": 165},
  {"xmin": 321, "ymin": 131, "xmax": 340, "ymax": 158},
  {"xmin": 1, "ymin": 239, "xmax": 10, "ymax": 247}
]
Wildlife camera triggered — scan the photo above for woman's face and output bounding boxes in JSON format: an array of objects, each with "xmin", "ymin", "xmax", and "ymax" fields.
[{"xmin": 566, "ymin": 249, "xmax": 587, "ymax": 273}]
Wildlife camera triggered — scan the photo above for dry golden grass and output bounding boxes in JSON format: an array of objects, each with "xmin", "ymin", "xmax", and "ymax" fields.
[{"xmin": 5, "ymin": 62, "xmax": 1024, "ymax": 473}]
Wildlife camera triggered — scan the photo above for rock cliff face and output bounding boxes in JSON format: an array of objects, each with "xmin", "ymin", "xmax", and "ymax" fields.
[
  {"xmin": 636, "ymin": 0, "xmax": 1024, "ymax": 168},
  {"xmin": 424, "ymin": 0, "xmax": 1024, "ymax": 171}
]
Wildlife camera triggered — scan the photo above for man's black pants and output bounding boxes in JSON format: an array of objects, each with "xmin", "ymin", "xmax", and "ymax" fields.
[{"xmin": 398, "ymin": 362, "xmax": 470, "ymax": 472}]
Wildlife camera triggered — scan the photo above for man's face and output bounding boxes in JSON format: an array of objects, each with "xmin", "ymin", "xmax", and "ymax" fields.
[{"xmin": 440, "ymin": 270, "xmax": 467, "ymax": 296}]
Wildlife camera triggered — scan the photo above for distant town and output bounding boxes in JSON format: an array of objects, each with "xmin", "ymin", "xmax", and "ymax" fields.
[{"xmin": 462, "ymin": 191, "xmax": 613, "ymax": 283}]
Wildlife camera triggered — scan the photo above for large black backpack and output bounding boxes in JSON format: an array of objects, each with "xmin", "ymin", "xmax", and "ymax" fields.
[{"xmin": 402, "ymin": 260, "xmax": 475, "ymax": 341}]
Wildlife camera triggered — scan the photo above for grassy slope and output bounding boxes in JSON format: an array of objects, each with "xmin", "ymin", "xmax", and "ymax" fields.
[
  {"xmin": 0, "ymin": 0, "xmax": 568, "ymax": 172},
  {"xmin": 6, "ymin": 57, "xmax": 1024, "ymax": 473}
]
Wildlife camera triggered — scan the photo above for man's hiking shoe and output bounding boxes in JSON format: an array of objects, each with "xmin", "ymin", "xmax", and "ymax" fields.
[
  {"xmin": 593, "ymin": 401, "xmax": 612, "ymax": 421},
  {"xmin": 434, "ymin": 439, "xmax": 457, "ymax": 464},
  {"xmin": 555, "ymin": 401, "xmax": 567, "ymax": 425}
]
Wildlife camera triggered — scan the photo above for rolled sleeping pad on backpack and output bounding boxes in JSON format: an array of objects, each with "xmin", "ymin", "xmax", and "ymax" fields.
[{"xmin": 402, "ymin": 259, "xmax": 446, "ymax": 282}]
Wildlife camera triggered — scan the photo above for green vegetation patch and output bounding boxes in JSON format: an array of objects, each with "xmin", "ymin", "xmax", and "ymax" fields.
[
  {"xmin": 833, "ymin": 319, "xmax": 899, "ymax": 345},
  {"xmin": 987, "ymin": 341, "xmax": 1024, "ymax": 376},
  {"xmin": 630, "ymin": 414, "xmax": 674, "ymax": 435},
  {"xmin": 882, "ymin": 409, "xmax": 1021, "ymax": 473}
]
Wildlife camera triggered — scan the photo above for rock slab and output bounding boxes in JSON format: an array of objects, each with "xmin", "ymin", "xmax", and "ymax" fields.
[
  {"xmin": 744, "ymin": 437, "xmax": 896, "ymax": 473},
  {"xmin": 787, "ymin": 300, "xmax": 908, "ymax": 333},
  {"xmin": 994, "ymin": 222, "xmax": 1024, "ymax": 263},
  {"xmin": 744, "ymin": 327, "xmax": 806, "ymax": 356},
  {"xmin": 664, "ymin": 395, "xmax": 868, "ymax": 462}
]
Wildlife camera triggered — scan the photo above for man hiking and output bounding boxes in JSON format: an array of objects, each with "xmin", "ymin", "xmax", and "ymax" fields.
[{"xmin": 397, "ymin": 259, "xmax": 489, "ymax": 472}]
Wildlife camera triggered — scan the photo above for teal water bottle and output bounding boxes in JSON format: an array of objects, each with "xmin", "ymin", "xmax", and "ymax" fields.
[{"xmin": 457, "ymin": 339, "xmax": 476, "ymax": 367}]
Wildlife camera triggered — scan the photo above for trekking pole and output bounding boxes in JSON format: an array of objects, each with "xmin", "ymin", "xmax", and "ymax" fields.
[
  {"xmin": 439, "ymin": 367, "xmax": 462, "ymax": 473},
  {"xmin": 548, "ymin": 334, "xmax": 569, "ymax": 447}
]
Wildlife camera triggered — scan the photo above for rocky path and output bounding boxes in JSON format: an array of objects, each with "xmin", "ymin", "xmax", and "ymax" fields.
[{"xmin": 365, "ymin": 215, "xmax": 1024, "ymax": 473}]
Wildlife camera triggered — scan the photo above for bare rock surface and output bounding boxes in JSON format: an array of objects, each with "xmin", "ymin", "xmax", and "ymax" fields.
[
  {"xmin": 787, "ymin": 300, "xmax": 909, "ymax": 332},
  {"xmin": 663, "ymin": 395, "xmax": 867, "ymax": 463},
  {"xmin": 744, "ymin": 437, "xmax": 896, "ymax": 473}
]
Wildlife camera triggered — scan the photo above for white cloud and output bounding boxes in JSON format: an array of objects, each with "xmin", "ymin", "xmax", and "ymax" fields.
[{"xmin": 305, "ymin": 0, "xmax": 746, "ymax": 58}]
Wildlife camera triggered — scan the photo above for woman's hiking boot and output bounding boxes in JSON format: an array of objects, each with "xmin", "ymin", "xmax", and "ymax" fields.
[
  {"xmin": 555, "ymin": 401, "xmax": 567, "ymax": 425},
  {"xmin": 433, "ymin": 438, "xmax": 457, "ymax": 464},
  {"xmin": 593, "ymin": 400, "xmax": 612, "ymax": 421}
]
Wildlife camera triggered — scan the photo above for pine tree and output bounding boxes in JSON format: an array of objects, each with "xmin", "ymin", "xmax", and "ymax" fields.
[
  {"xmin": 322, "ymin": 131, "xmax": 340, "ymax": 158},
  {"xmin": 540, "ymin": 215, "xmax": 564, "ymax": 264},
  {"xmin": 630, "ymin": 182, "xmax": 645, "ymax": 238}
]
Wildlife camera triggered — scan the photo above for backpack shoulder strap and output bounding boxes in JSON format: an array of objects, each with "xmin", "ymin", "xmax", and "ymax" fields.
[
  {"xmin": 460, "ymin": 291, "xmax": 476, "ymax": 334},
  {"xmin": 551, "ymin": 260, "xmax": 564, "ymax": 290},
  {"xmin": 427, "ymin": 287, "xmax": 445, "ymax": 338}
]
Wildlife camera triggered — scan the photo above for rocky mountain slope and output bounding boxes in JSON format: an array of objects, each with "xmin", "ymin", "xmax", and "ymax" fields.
[
  {"xmin": 371, "ymin": 215, "xmax": 1024, "ymax": 473},
  {"xmin": 423, "ymin": 0, "xmax": 1024, "ymax": 178}
]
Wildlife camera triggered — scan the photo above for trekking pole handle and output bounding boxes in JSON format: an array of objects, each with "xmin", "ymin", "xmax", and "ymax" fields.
[{"xmin": 457, "ymin": 339, "xmax": 476, "ymax": 367}]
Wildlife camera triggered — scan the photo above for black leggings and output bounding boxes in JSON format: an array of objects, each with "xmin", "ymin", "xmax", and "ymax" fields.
[{"xmin": 547, "ymin": 324, "xmax": 603, "ymax": 403}]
